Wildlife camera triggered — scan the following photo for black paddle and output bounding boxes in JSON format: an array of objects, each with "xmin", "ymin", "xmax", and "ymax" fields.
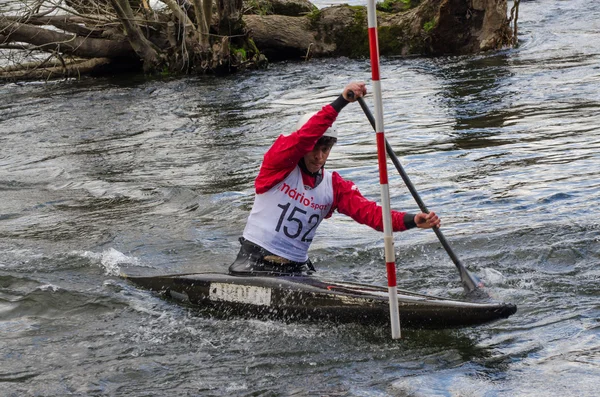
[{"xmin": 350, "ymin": 94, "xmax": 486, "ymax": 295}]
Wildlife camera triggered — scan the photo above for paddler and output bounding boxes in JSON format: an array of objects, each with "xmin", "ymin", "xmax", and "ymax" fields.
[{"xmin": 229, "ymin": 81, "xmax": 440, "ymax": 276}]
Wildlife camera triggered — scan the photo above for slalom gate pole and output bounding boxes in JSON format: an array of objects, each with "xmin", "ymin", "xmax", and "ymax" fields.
[{"xmin": 366, "ymin": 0, "xmax": 401, "ymax": 339}]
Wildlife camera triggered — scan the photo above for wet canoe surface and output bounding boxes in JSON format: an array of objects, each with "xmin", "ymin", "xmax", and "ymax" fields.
[{"xmin": 123, "ymin": 273, "xmax": 517, "ymax": 329}]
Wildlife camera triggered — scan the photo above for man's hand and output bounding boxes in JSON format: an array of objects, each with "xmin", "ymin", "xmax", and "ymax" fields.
[
  {"xmin": 414, "ymin": 211, "xmax": 441, "ymax": 229},
  {"xmin": 343, "ymin": 81, "xmax": 367, "ymax": 102}
]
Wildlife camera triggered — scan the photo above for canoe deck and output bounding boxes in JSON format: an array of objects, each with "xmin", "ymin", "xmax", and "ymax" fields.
[{"xmin": 123, "ymin": 273, "xmax": 517, "ymax": 329}]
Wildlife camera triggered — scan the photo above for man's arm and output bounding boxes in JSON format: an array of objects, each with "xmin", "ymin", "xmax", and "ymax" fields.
[
  {"xmin": 254, "ymin": 105, "xmax": 338, "ymax": 193},
  {"xmin": 329, "ymin": 172, "xmax": 415, "ymax": 232},
  {"xmin": 254, "ymin": 81, "xmax": 368, "ymax": 194}
]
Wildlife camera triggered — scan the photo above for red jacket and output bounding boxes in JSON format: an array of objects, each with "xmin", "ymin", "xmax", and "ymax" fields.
[{"xmin": 254, "ymin": 105, "xmax": 411, "ymax": 232}]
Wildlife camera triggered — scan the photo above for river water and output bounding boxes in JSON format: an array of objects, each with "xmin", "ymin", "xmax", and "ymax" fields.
[{"xmin": 1, "ymin": 0, "xmax": 599, "ymax": 395}]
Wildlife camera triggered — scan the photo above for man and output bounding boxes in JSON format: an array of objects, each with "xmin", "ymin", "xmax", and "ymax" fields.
[{"xmin": 229, "ymin": 81, "xmax": 440, "ymax": 276}]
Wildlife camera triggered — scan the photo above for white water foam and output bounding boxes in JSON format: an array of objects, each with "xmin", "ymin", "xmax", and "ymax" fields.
[
  {"xmin": 38, "ymin": 284, "xmax": 60, "ymax": 292},
  {"xmin": 480, "ymin": 267, "xmax": 506, "ymax": 285},
  {"xmin": 79, "ymin": 248, "xmax": 141, "ymax": 276},
  {"xmin": 391, "ymin": 368, "xmax": 494, "ymax": 397}
]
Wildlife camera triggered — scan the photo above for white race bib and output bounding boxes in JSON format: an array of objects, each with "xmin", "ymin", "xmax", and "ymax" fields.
[{"xmin": 243, "ymin": 167, "xmax": 334, "ymax": 262}]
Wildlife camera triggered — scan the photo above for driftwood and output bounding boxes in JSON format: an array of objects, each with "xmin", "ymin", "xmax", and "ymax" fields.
[
  {"xmin": 0, "ymin": 0, "xmax": 517, "ymax": 81},
  {"xmin": 0, "ymin": 57, "xmax": 113, "ymax": 81}
]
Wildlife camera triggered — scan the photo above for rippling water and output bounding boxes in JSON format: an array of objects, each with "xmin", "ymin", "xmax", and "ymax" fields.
[{"xmin": 1, "ymin": 0, "xmax": 599, "ymax": 395}]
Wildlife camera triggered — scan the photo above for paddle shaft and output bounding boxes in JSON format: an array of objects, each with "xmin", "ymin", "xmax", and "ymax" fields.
[{"xmin": 356, "ymin": 96, "xmax": 483, "ymax": 294}]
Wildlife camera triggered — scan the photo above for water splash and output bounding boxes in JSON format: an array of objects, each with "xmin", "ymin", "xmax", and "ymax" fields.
[
  {"xmin": 38, "ymin": 284, "xmax": 60, "ymax": 292},
  {"xmin": 79, "ymin": 248, "xmax": 141, "ymax": 276},
  {"xmin": 481, "ymin": 267, "xmax": 506, "ymax": 285}
]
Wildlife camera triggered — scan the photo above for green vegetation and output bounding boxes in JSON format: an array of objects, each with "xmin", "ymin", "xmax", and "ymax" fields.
[
  {"xmin": 232, "ymin": 47, "xmax": 247, "ymax": 61},
  {"xmin": 331, "ymin": 8, "xmax": 410, "ymax": 58},
  {"xmin": 321, "ymin": 4, "xmax": 430, "ymax": 59},
  {"xmin": 423, "ymin": 18, "xmax": 436, "ymax": 32},
  {"xmin": 376, "ymin": 0, "xmax": 419, "ymax": 13},
  {"xmin": 350, "ymin": 5, "xmax": 366, "ymax": 23},
  {"xmin": 231, "ymin": 38, "xmax": 262, "ymax": 66},
  {"xmin": 243, "ymin": 0, "xmax": 273, "ymax": 16},
  {"xmin": 306, "ymin": 8, "xmax": 322, "ymax": 27},
  {"xmin": 247, "ymin": 38, "xmax": 260, "ymax": 55},
  {"xmin": 330, "ymin": 8, "xmax": 369, "ymax": 58},
  {"xmin": 377, "ymin": 26, "xmax": 407, "ymax": 54}
]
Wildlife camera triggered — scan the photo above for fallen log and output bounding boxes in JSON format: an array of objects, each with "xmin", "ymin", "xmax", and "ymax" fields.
[
  {"xmin": 0, "ymin": 58, "xmax": 114, "ymax": 81},
  {"xmin": 245, "ymin": 0, "xmax": 513, "ymax": 61}
]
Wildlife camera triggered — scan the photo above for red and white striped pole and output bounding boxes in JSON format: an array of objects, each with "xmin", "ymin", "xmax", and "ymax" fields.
[{"xmin": 367, "ymin": 0, "xmax": 401, "ymax": 339}]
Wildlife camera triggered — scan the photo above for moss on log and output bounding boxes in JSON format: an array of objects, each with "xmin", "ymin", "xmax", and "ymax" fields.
[{"xmin": 245, "ymin": 0, "xmax": 513, "ymax": 60}]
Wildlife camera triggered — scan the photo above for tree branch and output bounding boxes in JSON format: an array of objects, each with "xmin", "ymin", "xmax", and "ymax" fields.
[
  {"xmin": 6, "ymin": 15, "xmax": 112, "ymax": 38},
  {"xmin": 159, "ymin": 0, "xmax": 198, "ymax": 37},
  {"xmin": 108, "ymin": 0, "xmax": 162, "ymax": 70},
  {"xmin": 0, "ymin": 20, "xmax": 134, "ymax": 58},
  {"xmin": 191, "ymin": 0, "xmax": 209, "ymax": 46}
]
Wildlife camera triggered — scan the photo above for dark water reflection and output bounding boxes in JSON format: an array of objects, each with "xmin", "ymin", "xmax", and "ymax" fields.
[{"xmin": 1, "ymin": 0, "xmax": 600, "ymax": 395}]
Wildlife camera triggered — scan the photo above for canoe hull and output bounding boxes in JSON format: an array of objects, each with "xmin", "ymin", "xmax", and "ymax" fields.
[{"xmin": 123, "ymin": 273, "xmax": 517, "ymax": 329}]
